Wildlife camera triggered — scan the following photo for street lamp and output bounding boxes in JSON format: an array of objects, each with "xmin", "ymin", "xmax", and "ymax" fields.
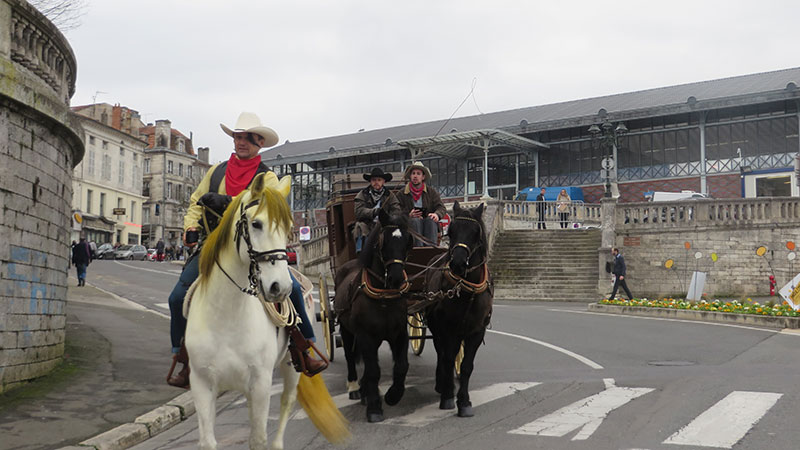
[{"xmin": 589, "ymin": 121, "xmax": 628, "ymax": 198}]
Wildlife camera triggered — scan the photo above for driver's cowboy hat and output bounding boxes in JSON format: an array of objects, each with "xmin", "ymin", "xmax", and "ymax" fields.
[
  {"xmin": 220, "ymin": 112, "xmax": 279, "ymax": 148},
  {"xmin": 363, "ymin": 168, "xmax": 393, "ymax": 182},
  {"xmin": 403, "ymin": 161, "xmax": 431, "ymax": 181}
]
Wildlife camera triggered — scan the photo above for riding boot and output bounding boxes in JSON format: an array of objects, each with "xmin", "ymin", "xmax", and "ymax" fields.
[
  {"xmin": 287, "ymin": 325, "xmax": 328, "ymax": 377},
  {"xmin": 167, "ymin": 341, "xmax": 190, "ymax": 388}
]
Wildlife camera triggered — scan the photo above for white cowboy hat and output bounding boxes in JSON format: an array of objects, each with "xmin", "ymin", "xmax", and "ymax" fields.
[
  {"xmin": 403, "ymin": 161, "xmax": 432, "ymax": 181},
  {"xmin": 220, "ymin": 112, "xmax": 279, "ymax": 148}
]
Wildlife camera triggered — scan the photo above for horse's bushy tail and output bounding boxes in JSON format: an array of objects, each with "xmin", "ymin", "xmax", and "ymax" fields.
[{"xmin": 297, "ymin": 373, "xmax": 351, "ymax": 445}]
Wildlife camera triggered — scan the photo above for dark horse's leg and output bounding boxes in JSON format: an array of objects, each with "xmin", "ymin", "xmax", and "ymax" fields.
[
  {"xmin": 433, "ymin": 331, "xmax": 461, "ymax": 410},
  {"xmin": 383, "ymin": 329, "xmax": 409, "ymax": 406},
  {"xmin": 340, "ymin": 325, "xmax": 360, "ymax": 400},
  {"xmin": 456, "ymin": 330, "xmax": 485, "ymax": 417},
  {"xmin": 357, "ymin": 332, "xmax": 384, "ymax": 422}
]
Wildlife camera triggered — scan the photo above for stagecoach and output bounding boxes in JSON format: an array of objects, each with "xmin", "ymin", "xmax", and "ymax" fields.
[{"xmin": 315, "ymin": 173, "xmax": 447, "ymax": 361}]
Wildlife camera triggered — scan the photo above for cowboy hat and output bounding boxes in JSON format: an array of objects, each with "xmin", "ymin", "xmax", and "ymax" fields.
[
  {"xmin": 403, "ymin": 161, "xmax": 431, "ymax": 181},
  {"xmin": 220, "ymin": 112, "xmax": 279, "ymax": 148},
  {"xmin": 363, "ymin": 168, "xmax": 393, "ymax": 182}
]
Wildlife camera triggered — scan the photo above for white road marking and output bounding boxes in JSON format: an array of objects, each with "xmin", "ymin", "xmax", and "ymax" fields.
[
  {"xmin": 549, "ymin": 308, "xmax": 780, "ymax": 333},
  {"xmin": 85, "ymin": 283, "xmax": 171, "ymax": 320},
  {"xmin": 488, "ymin": 330, "xmax": 603, "ymax": 370},
  {"xmin": 663, "ymin": 391, "xmax": 782, "ymax": 448},
  {"xmin": 114, "ymin": 260, "xmax": 182, "ymax": 275},
  {"xmin": 155, "ymin": 303, "xmax": 169, "ymax": 310},
  {"xmin": 509, "ymin": 378, "xmax": 653, "ymax": 440},
  {"xmin": 381, "ymin": 382, "xmax": 540, "ymax": 426}
]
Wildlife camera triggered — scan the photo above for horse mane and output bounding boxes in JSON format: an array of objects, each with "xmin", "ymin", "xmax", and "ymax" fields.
[
  {"xmin": 357, "ymin": 213, "xmax": 409, "ymax": 268},
  {"xmin": 452, "ymin": 205, "xmax": 488, "ymax": 261},
  {"xmin": 198, "ymin": 186, "xmax": 294, "ymax": 286}
]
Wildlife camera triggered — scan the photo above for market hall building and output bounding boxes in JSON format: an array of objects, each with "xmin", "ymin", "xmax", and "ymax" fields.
[{"xmin": 261, "ymin": 67, "xmax": 800, "ymax": 222}]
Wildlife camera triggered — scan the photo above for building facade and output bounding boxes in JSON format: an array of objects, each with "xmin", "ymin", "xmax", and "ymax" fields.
[
  {"xmin": 71, "ymin": 103, "xmax": 148, "ymax": 245},
  {"xmin": 261, "ymin": 68, "xmax": 800, "ymax": 222},
  {"xmin": 140, "ymin": 120, "xmax": 211, "ymax": 248}
]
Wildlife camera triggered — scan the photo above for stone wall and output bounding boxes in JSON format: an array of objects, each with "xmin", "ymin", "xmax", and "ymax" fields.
[
  {"xmin": 0, "ymin": 0, "xmax": 84, "ymax": 393},
  {"xmin": 613, "ymin": 197, "xmax": 800, "ymax": 298}
]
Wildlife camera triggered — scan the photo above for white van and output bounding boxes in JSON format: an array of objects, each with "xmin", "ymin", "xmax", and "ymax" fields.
[{"xmin": 645, "ymin": 190, "xmax": 710, "ymax": 202}]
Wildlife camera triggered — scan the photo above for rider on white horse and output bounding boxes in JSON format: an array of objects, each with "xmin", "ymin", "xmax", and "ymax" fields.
[{"xmin": 167, "ymin": 112, "xmax": 327, "ymax": 388}]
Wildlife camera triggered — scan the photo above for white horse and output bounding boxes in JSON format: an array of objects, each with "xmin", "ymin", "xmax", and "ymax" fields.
[{"xmin": 184, "ymin": 172, "xmax": 346, "ymax": 450}]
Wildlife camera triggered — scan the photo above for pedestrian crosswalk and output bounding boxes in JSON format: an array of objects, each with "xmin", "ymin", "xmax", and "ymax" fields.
[{"xmin": 286, "ymin": 379, "xmax": 784, "ymax": 449}]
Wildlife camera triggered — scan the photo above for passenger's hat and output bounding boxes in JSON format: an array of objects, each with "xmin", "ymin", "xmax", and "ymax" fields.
[
  {"xmin": 403, "ymin": 161, "xmax": 431, "ymax": 181},
  {"xmin": 220, "ymin": 112, "xmax": 279, "ymax": 148},
  {"xmin": 363, "ymin": 168, "xmax": 393, "ymax": 182}
]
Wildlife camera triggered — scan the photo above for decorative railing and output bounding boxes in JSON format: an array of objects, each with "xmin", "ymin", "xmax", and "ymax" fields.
[
  {"xmin": 503, "ymin": 200, "xmax": 602, "ymax": 226},
  {"xmin": 5, "ymin": 0, "xmax": 77, "ymax": 104},
  {"xmin": 617, "ymin": 197, "xmax": 800, "ymax": 230}
]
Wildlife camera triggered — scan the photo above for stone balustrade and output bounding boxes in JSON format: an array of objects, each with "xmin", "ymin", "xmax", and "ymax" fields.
[
  {"xmin": 503, "ymin": 200, "xmax": 602, "ymax": 226},
  {"xmin": 2, "ymin": 0, "xmax": 77, "ymax": 104},
  {"xmin": 617, "ymin": 197, "xmax": 800, "ymax": 230}
]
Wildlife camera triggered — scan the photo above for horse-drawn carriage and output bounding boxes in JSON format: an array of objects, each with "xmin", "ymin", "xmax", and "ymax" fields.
[{"xmin": 315, "ymin": 173, "xmax": 493, "ymax": 421}]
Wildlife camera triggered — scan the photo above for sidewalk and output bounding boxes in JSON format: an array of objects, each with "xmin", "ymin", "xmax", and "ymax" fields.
[{"xmin": 0, "ymin": 277, "xmax": 182, "ymax": 450}]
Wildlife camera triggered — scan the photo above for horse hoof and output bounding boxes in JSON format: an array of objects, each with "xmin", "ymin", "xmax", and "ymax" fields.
[
  {"xmin": 384, "ymin": 386, "xmax": 405, "ymax": 406},
  {"xmin": 367, "ymin": 412, "xmax": 384, "ymax": 423},
  {"xmin": 349, "ymin": 391, "xmax": 361, "ymax": 400},
  {"xmin": 458, "ymin": 405, "xmax": 474, "ymax": 417},
  {"xmin": 439, "ymin": 398, "xmax": 455, "ymax": 410}
]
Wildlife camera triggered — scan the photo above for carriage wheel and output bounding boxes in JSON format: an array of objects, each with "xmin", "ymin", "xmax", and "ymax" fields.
[
  {"xmin": 318, "ymin": 275, "xmax": 335, "ymax": 362},
  {"xmin": 408, "ymin": 312, "xmax": 426, "ymax": 355},
  {"xmin": 454, "ymin": 341, "xmax": 465, "ymax": 377}
]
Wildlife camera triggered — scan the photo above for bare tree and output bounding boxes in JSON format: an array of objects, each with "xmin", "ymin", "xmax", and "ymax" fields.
[{"xmin": 28, "ymin": 0, "xmax": 88, "ymax": 32}]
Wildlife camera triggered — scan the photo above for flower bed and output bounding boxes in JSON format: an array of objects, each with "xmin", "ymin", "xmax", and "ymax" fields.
[{"xmin": 598, "ymin": 298, "xmax": 800, "ymax": 317}]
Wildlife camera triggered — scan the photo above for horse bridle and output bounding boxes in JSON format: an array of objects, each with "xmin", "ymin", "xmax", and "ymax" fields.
[
  {"xmin": 217, "ymin": 198, "xmax": 289, "ymax": 297},
  {"xmin": 447, "ymin": 215, "xmax": 484, "ymax": 271},
  {"xmin": 361, "ymin": 224, "xmax": 410, "ymax": 298}
]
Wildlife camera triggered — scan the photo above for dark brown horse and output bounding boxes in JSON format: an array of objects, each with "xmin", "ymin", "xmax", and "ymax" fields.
[
  {"xmin": 425, "ymin": 201, "xmax": 493, "ymax": 417},
  {"xmin": 333, "ymin": 210, "xmax": 414, "ymax": 422}
]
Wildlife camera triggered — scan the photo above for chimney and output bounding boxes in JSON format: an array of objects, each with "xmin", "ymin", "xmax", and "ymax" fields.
[
  {"xmin": 197, "ymin": 147, "xmax": 210, "ymax": 163},
  {"xmin": 155, "ymin": 119, "xmax": 172, "ymax": 149}
]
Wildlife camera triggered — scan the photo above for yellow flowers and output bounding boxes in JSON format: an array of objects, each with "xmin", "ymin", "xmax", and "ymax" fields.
[{"xmin": 599, "ymin": 298, "xmax": 799, "ymax": 317}]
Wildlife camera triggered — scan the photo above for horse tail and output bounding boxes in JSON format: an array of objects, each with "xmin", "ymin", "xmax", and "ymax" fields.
[{"xmin": 297, "ymin": 372, "xmax": 351, "ymax": 445}]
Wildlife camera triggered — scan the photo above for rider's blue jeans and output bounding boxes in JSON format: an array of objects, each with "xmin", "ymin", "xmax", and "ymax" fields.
[{"xmin": 168, "ymin": 253, "xmax": 314, "ymax": 353}]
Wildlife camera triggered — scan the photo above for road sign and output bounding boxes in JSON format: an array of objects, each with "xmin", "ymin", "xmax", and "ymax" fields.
[
  {"xmin": 112, "ymin": 208, "xmax": 126, "ymax": 216},
  {"xmin": 601, "ymin": 157, "xmax": 615, "ymax": 170},
  {"xmin": 299, "ymin": 226, "xmax": 311, "ymax": 241},
  {"xmin": 439, "ymin": 214, "xmax": 451, "ymax": 234}
]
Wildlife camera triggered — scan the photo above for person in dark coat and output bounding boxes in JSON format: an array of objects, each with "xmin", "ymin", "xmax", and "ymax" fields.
[
  {"xmin": 71, "ymin": 237, "xmax": 92, "ymax": 286},
  {"xmin": 535, "ymin": 187, "xmax": 547, "ymax": 230},
  {"xmin": 396, "ymin": 161, "xmax": 446, "ymax": 247},
  {"xmin": 156, "ymin": 239, "xmax": 165, "ymax": 262},
  {"xmin": 353, "ymin": 168, "xmax": 401, "ymax": 253},
  {"xmin": 610, "ymin": 247, "xmax": 634, "ymax": 300}
]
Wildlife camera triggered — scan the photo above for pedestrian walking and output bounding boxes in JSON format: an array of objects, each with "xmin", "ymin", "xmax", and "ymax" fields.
[
  {"xmin": 556, "ymin": 189, "xmax": 571, "ymax": 229},
  {"xmin": 156, "ymin": 238, "xmax": 165, "ymax": 262},
  {"xmin": 71, "ymin": 237, "xmax": 92, "ymax": 286},
  {"xmin": 535, "ymin": 187, "xmax": 547, "ymax": 230},
  {"xmin": 610, "ymin": 247, "xmax": 634, "ymax": 300}
]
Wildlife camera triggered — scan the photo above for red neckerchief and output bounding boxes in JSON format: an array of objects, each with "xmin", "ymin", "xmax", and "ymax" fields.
[
  {"xmin": 224, "ymin": 153, "xmax": 261, "ymax": 197},
  {"xmin": 408, "ymin": 182, "xmax": 425, "ymax": 202}
]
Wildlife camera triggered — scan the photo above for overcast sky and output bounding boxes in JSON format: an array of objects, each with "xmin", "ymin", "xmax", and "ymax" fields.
[{"xmin": 65, "ymin": 0, "xmax": 800, "ymax": 165}]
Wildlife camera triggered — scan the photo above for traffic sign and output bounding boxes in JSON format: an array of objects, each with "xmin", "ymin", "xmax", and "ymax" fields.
[
  {"xmin": 298, "ymin": 226, "xmax": 311, "ymax": 241},
  {"xmin": 601, "ymin": 157, "xmax": 615, "ymax": 170}
]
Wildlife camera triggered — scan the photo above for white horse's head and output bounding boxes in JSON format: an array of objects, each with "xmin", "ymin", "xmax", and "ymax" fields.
[{"xmin": 199, "ymin": 172, "xmax": 294, "ymax": 302}]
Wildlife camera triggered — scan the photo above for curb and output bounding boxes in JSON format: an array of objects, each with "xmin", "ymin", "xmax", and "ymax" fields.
[
  {"xmin": 58, "ymin": 391, "xmax": 195, "ymax": 450},
  {"xmin": 587, "ymin": 303, "xmax": 800, "ymax": 329}
]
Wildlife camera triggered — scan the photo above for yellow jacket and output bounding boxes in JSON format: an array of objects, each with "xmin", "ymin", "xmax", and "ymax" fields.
[{"xmin": 184, "ymin": 162, "xmax": 227, "ymax": 232}]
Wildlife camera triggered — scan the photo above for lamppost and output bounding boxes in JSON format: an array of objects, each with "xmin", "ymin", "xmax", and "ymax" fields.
[{"xmin": 589, "ymin": 121, "xmax": 628, "ymax": 198}]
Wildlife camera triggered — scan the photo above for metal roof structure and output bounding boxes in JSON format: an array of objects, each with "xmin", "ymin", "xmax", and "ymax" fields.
[
  {"xmin": 398, "ymin": 129, "xmax": 548, "ymax": 159},
  {"xmin": 262, "ymin": 67, "xmax": 800, "ymax": 165}
]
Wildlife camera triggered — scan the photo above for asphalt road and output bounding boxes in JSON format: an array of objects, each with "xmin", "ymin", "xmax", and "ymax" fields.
[{"xmin": 89, "ymin": 260, "xmax": 800, "ymax": 450}]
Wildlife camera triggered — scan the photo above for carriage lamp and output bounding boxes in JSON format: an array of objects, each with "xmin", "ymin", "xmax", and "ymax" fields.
[{"xmin": 589, "ymin": 121, "xmax": 627, "ymax": 198}]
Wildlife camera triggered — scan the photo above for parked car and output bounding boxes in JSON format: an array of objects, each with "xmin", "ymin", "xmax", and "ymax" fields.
[
  {"xmin": 95, "ymin": 243, "xmax": 115, "ymax": 259},
  {"xmin": 287, "ymin": 245, "xmax": 297, "ymax": 265},
  {"xmin": 114, "ymin": 244, "xmax": 148, "ymax": 260},
  {"xmin": 146, "ymin": 249, "xmax": 157, "ymax": 261}
]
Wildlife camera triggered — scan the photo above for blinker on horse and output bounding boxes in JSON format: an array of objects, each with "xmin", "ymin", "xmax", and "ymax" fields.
[
  {"xmin": 186, "ymin": 172, "xmax": 347, "ymax": 450},
  {"xmin": 334, "ymin": 210, "xmax": 414, "ymax": 423}
]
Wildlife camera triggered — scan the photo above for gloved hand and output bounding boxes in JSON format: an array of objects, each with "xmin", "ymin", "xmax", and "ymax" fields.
[{"xmin": 199, "ymin": 192, "xmax": 232, "ymax": 216}]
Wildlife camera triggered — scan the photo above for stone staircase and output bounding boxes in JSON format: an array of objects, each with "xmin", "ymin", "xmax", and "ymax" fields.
[{"xmin": 489, "ymin": 229, "xmax": 601, "ymax": 302}]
